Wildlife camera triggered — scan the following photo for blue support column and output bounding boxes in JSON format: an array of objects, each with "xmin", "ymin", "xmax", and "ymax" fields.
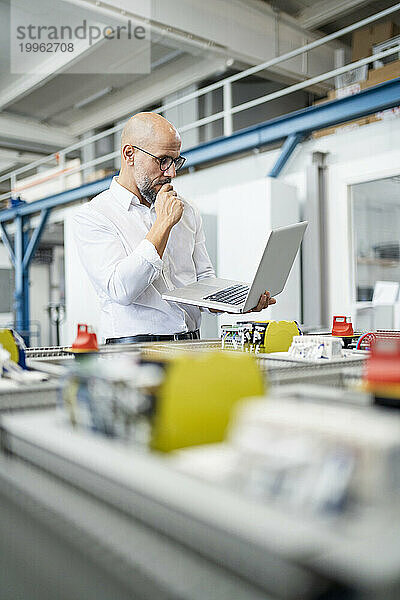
[
  {"xmin": 22, "ymin": 224, "xmax": 30, "ymax": 343},
  {"xmin": 13, "ymin": 210, "xmax": 50, "ymax": 346},
  {"xmin": 14, "ymin": 215, "xmax": 27, "ymax": 341},
  {"xmin": 22, "ymin": 209, "xmax": 50, "ymax": 271},
  {"xmin": 268, "ymin": 133, "xmax": 305, "ymax": 178}
]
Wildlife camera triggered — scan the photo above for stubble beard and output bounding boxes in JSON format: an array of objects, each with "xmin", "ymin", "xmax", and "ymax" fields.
[{"xmin": 137, "ymin": 175, "xmax": 171, "ymax": 205}]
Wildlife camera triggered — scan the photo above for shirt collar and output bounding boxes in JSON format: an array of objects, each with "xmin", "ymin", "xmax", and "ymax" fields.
[{"xmin": 110, "ymin": 176, "xmax": 141, "ymax": 210}]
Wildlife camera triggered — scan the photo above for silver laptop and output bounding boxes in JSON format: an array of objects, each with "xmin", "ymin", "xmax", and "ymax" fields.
[{"xmin": 162, "ymin": 221, "xmax": 308, "ymax": 313}]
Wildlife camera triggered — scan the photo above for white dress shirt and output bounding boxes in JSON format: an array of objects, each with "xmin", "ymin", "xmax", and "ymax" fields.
[{"xmin": 73, "ymin": 177, "xmax": 215, "ymax": 339}]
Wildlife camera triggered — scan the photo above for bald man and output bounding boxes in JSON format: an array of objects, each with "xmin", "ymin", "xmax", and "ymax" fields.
[{"xmin": 73, "ymin": 112, "xmax": 275, "ymax": 344}]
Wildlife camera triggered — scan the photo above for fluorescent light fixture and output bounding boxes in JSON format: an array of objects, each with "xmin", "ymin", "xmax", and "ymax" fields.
[{"xmin": 74, "ymin": 86, "xmax": 112, "ymax": 109}]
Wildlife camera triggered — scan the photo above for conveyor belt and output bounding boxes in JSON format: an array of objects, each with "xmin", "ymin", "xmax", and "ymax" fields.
[
  {"xmin": 0, "ymin": 380, "xmax": 59, "ymax": 412},
  {"xmin": 24, "ymin": 339, "xmax": 222, "ymax": 359},
  {"xmin": 2, "ymin": 409, "xmax": 400, "ymax": 599},
  {"xmin": 26, "ymin": 340, "xmax": 367, "ymax": 387}
]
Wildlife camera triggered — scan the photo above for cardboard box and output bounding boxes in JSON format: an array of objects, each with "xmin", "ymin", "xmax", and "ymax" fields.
[
  {"xmin": 335, "ymin": 64, "xmax": 368, "ymax": 89},
  {"xmin": 313, "ymin": 117, "xmax": 369, "ymax": 139},
  {"xmin": 312, "ymin": 62, "xmax": 400, "ymax": 108},
  {"xmin": 367, "ymin": 59, "xmax": 400, "ymax": 85},
  {"xmin": 312, "ymin": 85, "xmax": 363, "ymax": 106},
  {"xmin": 311, "ymin": 60, "xmax": 400, "ymax": 136},
  {"xmin": 368, "ymin": 106, "xmax": 400, "ymax": 124},
  {"xmin": 328, "ymin": 81, "xmax": 370, "ymax": 100},
  {"xmin": 311, "ymin": 82, "xmax": 369, "ymax": 105},
  {"xmin": 312, "ymin": 108, "xmax": 400, "ymax": 138},
  {"xmin": 352, "ymin": 21, "xmax": 399, "ymax": 62},
  {"xmin": 313, "ymin": 97, "xmax": 330, "ymax": 106}
]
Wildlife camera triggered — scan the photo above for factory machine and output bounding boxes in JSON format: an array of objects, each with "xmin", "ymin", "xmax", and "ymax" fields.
[{"xmin": 0, "ymin": 322, "xmax": 400, "ymax": 599}]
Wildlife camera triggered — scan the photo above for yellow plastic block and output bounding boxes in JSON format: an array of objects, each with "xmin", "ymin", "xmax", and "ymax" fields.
[
  {"xmin": 0, "ymin": 329, "xmax": 20, "ymax": 364},
  {"xmin": 150, "ymin": 351, "xmax": 265, "ymax": 452},
  {"xmin": 260, "ymin": 320, "xmax": 301, "ymax": 353}
]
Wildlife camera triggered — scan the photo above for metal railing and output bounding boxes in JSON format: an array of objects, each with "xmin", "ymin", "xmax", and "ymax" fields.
[{"xmin": 0, "ymin": 2, "xmax": 400, "ymax": 203}]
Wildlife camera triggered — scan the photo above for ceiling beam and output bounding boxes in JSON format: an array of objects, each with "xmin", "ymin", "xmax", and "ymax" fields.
[
  {"xmin": 0, "ymin": 0, "xmax": 340, "ymax": 126},
  {"xmin": 233, "ymin": 59, "xmax": 331, "ymax": 95},
  {"xmin": 0, "ymin": 113, "xmax": 75, "ymax": 148},
  {"xmin": 0, "ymin": 38, "xmax": 107, "ymax": 111},
  {"xmin": 298, "ymin": 0, "xmax": 376, "ymax": 30},
  {"xmin": 62, "ymin": 0, "xmax": 339, "ymax": 91},
  {"xmin": 0, "ymin": 148, "xmax": 49, "ymax": 165},
  {"xmin": 0, "ymin": 161, "xmax": 19, "ymax": 175},
  {"xmin": 69, "ymin": 54, "xmax": 228, "ymax": 135},
  {"xmin": 0, "ymin": 0, "xmax": 108, "ymax": 110},
  {"xmin": 0, "ymin": 148, "xmax": 54, "ymax": 176},
  {"xmin": 0, "ymin": 138, "xmax": 72, "ymax": 156},
  {"xmin": 0, "ymin": 2, "xmax": 109, "ymax": 111}
]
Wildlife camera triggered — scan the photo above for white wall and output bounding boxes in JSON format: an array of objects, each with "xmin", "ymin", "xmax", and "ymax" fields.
[
  {"xmin": 30, "ymin": 263, "xmax": 50, "ymax": 347},
  {"xmin": 62, "ymin": 207, "xmax": 101, "ymax": 346},
  {"xmin": 185, "ymin": 177, "xmax": 300, "ymax": 333}
]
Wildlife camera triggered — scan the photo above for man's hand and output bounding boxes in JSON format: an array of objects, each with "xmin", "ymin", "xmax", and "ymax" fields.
[
  {"xmin": 209, "ymin": 291, "xmax": 276, "ymax": 314},
  {"xmin": 146, "ymin": 184, "xmax": 183, "ymax": 258},
  {"xmin": 246, "ymin": 290, "xmax": 276, "ymax": 313},
  {"xmin": 154, "ymin": 183, "xmax": 183, "ymax": 228}
]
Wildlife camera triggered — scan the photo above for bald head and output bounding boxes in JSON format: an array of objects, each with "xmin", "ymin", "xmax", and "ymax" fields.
[
  {"xmin": 121, "ymin": 112, "xmax": 181, "ymax": 151},
  {"xmin": 118, "ymin": 112, "xmax": 182, "ymax": 205}
]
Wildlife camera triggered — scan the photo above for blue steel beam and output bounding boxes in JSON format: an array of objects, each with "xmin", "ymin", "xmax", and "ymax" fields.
[
  {"xmin": 22, "ymin": 224, "xmax": 30, "ymax": 344},
  {"xmin": 10, "ymin": 210, "xmax": 50, "ymax": 344},
  {"xmin": 22, "ymin": 208, "xmax": 50, "ymax": 271},
  {"xmin": 14, "ymin": 215, "xmax": 27, "ymax": 340},
  {"xmin": 1, "ymin": 77, "xmax": 400, "ymax": 225},
  {"xmin": 0, "ymin": 174, "xmax": 115, "ymax": 223},
  {"xmin": 13, "ymin": 215, "xmax": 34, "ymax": 344},
  {"xmin": 269, "ymin": 132, "xmax": 305, "ymax": 178}
]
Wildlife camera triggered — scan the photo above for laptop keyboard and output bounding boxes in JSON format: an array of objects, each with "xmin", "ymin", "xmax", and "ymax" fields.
[{"xmin": 203, "ymin": 284, "xmax": 249, "ymax": 305}]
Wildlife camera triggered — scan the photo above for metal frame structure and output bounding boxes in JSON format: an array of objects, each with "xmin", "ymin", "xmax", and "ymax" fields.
[{"xmin": 1, "ymin": 77, "xmax": 400, "ymax": 342}]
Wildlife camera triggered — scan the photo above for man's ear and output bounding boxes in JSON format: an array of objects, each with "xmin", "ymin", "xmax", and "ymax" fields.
[{"xmin": 122, "ymin": 144, "xmax": 134, "ymax": 166}]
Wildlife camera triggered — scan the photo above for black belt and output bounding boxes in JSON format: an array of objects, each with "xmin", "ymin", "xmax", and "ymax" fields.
[{"xmin": 105, "ymin": 329, "xmax": 200, "ymax": 345}]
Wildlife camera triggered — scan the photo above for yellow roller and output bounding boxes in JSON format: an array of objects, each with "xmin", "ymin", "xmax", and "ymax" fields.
[
  {"xmin": 0, "ymin": 329, "xmax": 20, "ymax": 364},
  {"xmin": 254, "ymin": 320, "xmax": 301, "ymax": 353},
  {"xmin": 150, "ymin": 351, "xmax": 265, "ymax": 452}
]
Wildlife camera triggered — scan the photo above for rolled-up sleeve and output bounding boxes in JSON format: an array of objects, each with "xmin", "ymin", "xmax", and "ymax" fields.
[{"xmin": 73, "ymin": 208, "xmax": 163, "ymax": 306}]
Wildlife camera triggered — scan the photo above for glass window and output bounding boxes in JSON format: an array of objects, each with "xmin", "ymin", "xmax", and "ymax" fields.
[{"xmin": 351, "ymin": 176, "xmax": 400, "ymax": 302}]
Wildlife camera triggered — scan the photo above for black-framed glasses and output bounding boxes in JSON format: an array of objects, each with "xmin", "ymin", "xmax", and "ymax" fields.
[{"xmin": 131, "ymin": 145, "xmax": 186, "ymax": 172}]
